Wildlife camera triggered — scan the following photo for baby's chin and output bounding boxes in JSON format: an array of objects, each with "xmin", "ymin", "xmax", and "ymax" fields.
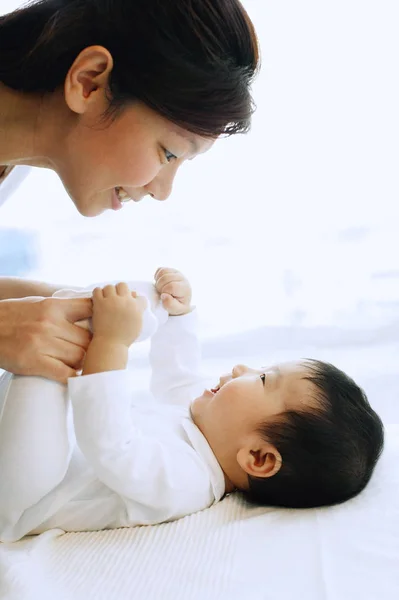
[
  {"xmin": 190, "ymin": 389, "xmax": 212, "ymax": 423},
  {"xmin": 190, "ymin": 395, "xmax": 204, "ymax": 423}
]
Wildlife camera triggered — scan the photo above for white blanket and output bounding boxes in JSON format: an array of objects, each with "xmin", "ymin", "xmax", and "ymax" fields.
[{"xmin": 1, "ymin": 325, "xmax": 398, "ymax": 600}]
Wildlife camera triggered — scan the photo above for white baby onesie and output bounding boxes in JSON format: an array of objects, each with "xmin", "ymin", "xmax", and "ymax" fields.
[{"xmin": 0, "ymin": 309, "xmax": 225, "ymax": 543}]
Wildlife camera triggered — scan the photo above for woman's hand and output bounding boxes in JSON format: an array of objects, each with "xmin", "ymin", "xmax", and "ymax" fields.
[
  {"xmin": 0, "ymin": 296, "xmax": 92, "ymax": 383},
  {"xmin": 154, "ymin": 268, "xmax": 193, "ymax": 316},
  {"xmin": 91, "ymin": 283, "xmax": 147, "ymax": 347}
]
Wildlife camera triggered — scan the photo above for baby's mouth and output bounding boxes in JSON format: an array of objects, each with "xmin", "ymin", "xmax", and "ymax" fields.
[{"xmin": 210, "ymin": 385, "xmax": 220, "ymax": 394}]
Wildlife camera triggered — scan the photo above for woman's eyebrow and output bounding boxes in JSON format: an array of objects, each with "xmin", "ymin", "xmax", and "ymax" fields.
[
  {"xmin": 188, "ymin": 138, "xmax": 200, "ymax": 154},
  {"xmin": 174, "ymin": 130, "xmax": 200, "ymax": 155}
]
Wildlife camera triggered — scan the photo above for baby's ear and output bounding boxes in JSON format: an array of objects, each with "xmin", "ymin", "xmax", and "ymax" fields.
[{"xmin": 237, "ymin": 441, "xmax": 282, "ymax": 479}]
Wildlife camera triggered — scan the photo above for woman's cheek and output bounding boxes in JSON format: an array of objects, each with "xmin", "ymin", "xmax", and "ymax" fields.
[{"xmin": 118, "ymin": 153, "xmax": 161, "ymax": 187}]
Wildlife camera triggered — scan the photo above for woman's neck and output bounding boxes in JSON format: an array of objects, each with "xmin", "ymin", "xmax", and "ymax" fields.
[{"xmin": 0, "ymin": 82, "xmax": 57, "ymax": 169}]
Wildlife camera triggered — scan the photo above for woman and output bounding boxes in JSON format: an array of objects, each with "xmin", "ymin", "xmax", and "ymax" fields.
[{"xmin": 0, "ymin": 0, "xmax": 259, "ymax": 382}]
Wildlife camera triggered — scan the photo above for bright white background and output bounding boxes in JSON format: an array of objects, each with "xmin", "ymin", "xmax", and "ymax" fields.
[
  {"xmin": 1, "ymin": 7, "xmax": 399, "ymax": 598},
  {"xmin": 1, "ymin": 1, "xmax": 399, "ymax": 396}
]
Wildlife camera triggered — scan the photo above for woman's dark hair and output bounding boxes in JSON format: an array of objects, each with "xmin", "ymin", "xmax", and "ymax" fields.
[
  {"xmin": 0, "ymin": 0, "xmax": 259, "ymax": 136},
  {"xmin": 245, "ymin": 360, "xmax": 384, "ymax": 509}
]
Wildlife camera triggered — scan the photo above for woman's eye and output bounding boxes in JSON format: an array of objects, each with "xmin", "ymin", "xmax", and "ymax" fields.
[
  {"xmin": 260, "ymin": 373, "xmax": 266, "ymax": 385},
  {"xmin": 163, "ymin": 148, "xmax": 177, "ymax": 163}
]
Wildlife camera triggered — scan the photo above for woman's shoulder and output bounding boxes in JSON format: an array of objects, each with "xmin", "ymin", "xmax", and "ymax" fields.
[{"xmin": 0, "ymin": 165, "xmax": 31, "ymax": 207}]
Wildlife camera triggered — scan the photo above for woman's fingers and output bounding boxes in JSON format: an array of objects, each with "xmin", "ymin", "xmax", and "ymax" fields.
[
  {"xmin": 44, "ymin": 338, "xmax": 87, "ymax": 370},
  {"xmin": 59, "ymin": 297, "xmax": 92, "ymax": 323},
  {"xmin": 0, "ymin": 298, "xmax": 89, "ymax": 381},
  {"xmin": 40, "ymin": 357, "xmax": 78, "ymax": 384},
  {"xmin": 57, "ymin": 320, "xmax": 92, "ymax": 349}
]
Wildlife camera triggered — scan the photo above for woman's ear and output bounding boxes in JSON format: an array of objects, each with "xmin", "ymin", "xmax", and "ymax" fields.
[
  {"xmin": 237, "ymin": 440, "xmax": 282, "ymax": 479},
  {"xmin": 64, "ymin": 46, "xmax": 114, "ymax": 115}
]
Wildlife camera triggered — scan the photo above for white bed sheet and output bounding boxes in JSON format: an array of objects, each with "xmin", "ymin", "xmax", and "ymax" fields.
[{"xmin": 1, "ymin": 325, "xmax": 398, "ymax": 600}]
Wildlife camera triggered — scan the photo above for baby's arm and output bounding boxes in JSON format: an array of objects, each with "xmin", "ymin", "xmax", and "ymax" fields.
[
  {"xmin": 82, "ymin": 283, "xmax": 146, "ymax": 375},
  {"xmin": 149, "ymin": 312, "xmax": 206, "ymax": 406},
  {"xmin": 68, "ymin": 278, "xmax": 212, "ymax": 522},
  {"xmin": 150, "ymin": 268, "xmax": 207, "ymax": 406}
]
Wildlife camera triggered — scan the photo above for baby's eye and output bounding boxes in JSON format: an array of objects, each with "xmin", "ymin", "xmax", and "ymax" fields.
[
  {"xmin": 260, "ymin": 373, "xmax": 266, "ymax": 385},
  {"xmin": 163, "ymin": 148, "xmax": 177, "ymax": 163}
]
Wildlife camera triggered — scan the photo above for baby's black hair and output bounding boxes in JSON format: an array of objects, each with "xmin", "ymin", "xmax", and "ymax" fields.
[{"xmin": 245, "ymin": 360, "xmax": 384, "ymax": 509}]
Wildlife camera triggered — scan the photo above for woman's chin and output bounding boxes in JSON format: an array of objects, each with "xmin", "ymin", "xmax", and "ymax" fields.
[{"xmin": 73, "ymin": 197, "xmax": 107, "ymax": 218}]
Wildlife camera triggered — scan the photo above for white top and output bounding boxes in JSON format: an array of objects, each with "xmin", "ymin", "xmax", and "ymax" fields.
[
  {"xmin": 0, "ymin": 165, "xmax": 31, "ymax": 208},
  {"xmin": 3, "ymin": 312, "xmax": 225, "ymax": 540}
]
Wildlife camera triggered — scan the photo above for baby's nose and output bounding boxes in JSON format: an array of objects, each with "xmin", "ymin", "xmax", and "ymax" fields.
[
  {"xmin": 232, "ymin": 364, "xmax": 248, "ymax": 378},
  {"xmin": 219, "ymin": 373, "xmax": 232, "ymax": 386}
]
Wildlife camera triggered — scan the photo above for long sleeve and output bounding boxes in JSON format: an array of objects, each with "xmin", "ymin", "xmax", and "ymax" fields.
[
  {"xmin": 149, "ymin": 310, "xmax": 208, "ymax": 407},
  {"xmin": 68, "ymin": 371, "xmax": 213, "ymax": 523}
]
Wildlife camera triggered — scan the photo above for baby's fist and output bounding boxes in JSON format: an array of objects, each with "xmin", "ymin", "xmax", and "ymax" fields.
[
  {"xmin": 154, "ymin": 268, "xmax": 192, "ymax": 316},
  {"xmin": 91, "ymin": 283, "xmax": 146, "ymax": 346}
]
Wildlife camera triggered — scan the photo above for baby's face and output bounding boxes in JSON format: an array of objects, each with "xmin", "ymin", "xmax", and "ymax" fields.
[{"xmin": 191, "ymin": 361, "xmax": 317, "ymax": 457}]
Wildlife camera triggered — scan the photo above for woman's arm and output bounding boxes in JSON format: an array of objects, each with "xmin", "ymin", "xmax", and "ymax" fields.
[{"xmin": 0, "ymin": 277, "xmax": 71, "ymax": 300}]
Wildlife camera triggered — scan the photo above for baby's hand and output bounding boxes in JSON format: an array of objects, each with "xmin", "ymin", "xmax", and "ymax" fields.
[
  {"xmin": 91, "ymin": 283, "xmax": 147, "ymax": 346},
  {"xmin": 154, "ymin": 268, "xmax": 192, "ymax": 316}
]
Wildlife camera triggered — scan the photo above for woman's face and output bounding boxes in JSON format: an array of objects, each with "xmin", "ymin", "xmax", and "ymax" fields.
[
  {"xmin": 52, "ymin": 47, "xmax": 214, "ymax": 217},
  {"xmin": 58, "ymin": 101, "xmax": 214, "ymax": 217}
]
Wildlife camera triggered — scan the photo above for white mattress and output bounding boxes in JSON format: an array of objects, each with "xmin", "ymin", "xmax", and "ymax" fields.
[{"xmin": 1, "ymin": 325, "xmax": 398, "ymax": 600}]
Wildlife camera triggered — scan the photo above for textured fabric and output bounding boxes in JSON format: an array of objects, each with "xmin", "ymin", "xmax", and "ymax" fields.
[
  {"xmin": 0, "ymin": 425, "xmax": 398, "ymax": 600},
  {"xmin": 0, "ymin": 323, "xmax": 398, "ymax": 599}
]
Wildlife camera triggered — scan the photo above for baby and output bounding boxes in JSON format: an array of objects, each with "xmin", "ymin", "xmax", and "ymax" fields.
[{"xmin": 0, "ymin": 268, "xmax": 384, "ymax": 542}]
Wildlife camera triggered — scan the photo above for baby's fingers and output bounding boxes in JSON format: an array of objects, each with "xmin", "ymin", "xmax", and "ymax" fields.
[
  {"xmin": 155, "ymin": 273, "xmax": 183, "ymax": 294},
  {"xmin": 102, "ymin": 285, "xmax": 118, "ymax": 298},
  {"xmin": 161, "ymin": 281, "xmax": 186, "ymax": 298},
  {"xmin": 154, "ymin": 267, "xmax": 178, "ymax": 281},
  {"xmin": 116, "ymin": 282, "xmax": 130, "ymax": 296},
  {"xmin": 160, "ymin": 293, "xmax": 179, "ymax": 312},
  {"xmin": 92, "ymin": 287, "xmax": 104, "ymax": 301}
]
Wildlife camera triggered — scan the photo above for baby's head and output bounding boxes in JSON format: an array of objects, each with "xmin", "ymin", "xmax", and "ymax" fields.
[{"xmin": 190, "ymin": 360, "xmax": 384, "ymax": 508}]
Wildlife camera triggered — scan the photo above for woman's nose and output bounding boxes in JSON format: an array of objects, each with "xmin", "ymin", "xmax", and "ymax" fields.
[{"xmin": 146, "ymin": 163, "xmax": 179, "ymax": 201}]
